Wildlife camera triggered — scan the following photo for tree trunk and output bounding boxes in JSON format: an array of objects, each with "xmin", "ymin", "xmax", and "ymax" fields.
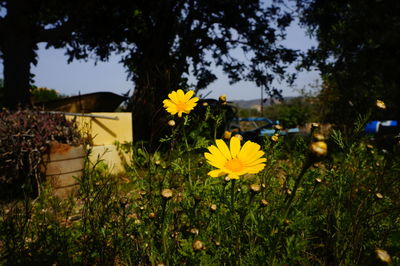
[
  {"xmin": 130, "ymin": 62, "xmax": 182, "ymax": 152},
  {"xmin": 2, "ymin": 0, "xmax": 36, "ymax": 109}
]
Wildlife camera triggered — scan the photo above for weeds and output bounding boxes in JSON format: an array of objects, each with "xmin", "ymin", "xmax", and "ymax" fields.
[{"xmin": 1, "ymin": 100, "xmax": 400, "ymax": 265}]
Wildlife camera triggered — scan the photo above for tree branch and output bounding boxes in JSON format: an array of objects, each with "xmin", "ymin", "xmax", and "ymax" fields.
[{"xmin": 37, "ymin": 19, "xmax": 75, "ymax": 44}]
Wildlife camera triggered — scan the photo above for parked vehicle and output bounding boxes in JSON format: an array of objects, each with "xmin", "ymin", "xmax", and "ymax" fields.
[{"xmin": 232, "ymin": 117, "xmax": 300, "ymax": 142}]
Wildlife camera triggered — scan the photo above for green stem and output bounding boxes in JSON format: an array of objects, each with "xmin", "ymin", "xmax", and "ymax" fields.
[
  {"xmin": 182, "ymin": 123, "xmax": 193, "ymax": 191},
  {"xmin": 160, "ymin": 199, "xmax": 168, "ymax": 256},
  {"xmin": 230, "ymin": 179, "xmax": 236, "ymax": 213},
  {"xmin": 284, "ymin": 158, "xmax": 312, "ymax": 218}
]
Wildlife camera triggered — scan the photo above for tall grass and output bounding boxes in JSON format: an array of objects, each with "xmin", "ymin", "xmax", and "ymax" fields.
[{"xmin": 1, "ymin": 108, "xmax": 399, "ymax": 265}]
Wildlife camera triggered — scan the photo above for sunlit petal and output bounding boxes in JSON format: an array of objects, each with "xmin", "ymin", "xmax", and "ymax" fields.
[
  {"xmin": 216, "ymin": 139, "xmax": 232, "ymax": 160},
  {"xmin": 230, "ymin": 136, "xmax": 241, "ymax": 158}
]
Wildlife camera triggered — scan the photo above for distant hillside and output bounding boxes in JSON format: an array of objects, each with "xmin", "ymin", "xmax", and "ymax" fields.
[{"xmin": 231, "ymin": 96, "xmax": 297, "ymax": 109}]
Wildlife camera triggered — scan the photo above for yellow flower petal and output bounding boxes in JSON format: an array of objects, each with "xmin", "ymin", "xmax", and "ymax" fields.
[
  {"xmin": 168, "ymin": 91, "xmax": 179, "ymax": 104},
  {"xmin": 177, "ymin": 89, "xmax": 185, "ymax": 98},
  {"xmin": 208, "ymin": 169, "xmax": 225, "ymax": 177},
  {"xmin": 216, "ymin": 139, "xmax": 232, "ymax": 160},
  {"xmin": 245, "ymin": 158, "xmax": 267, "ymax": 167},
  {"xmin": 184, "ymin": 90, "xmax": 194, "ymax": 101},
  {"xmin": 204, "ymin": 152, "xmax": 226, "ymax": 168},
  {"xmin": 230, "ymin": 136, "xmax": 241, "ymax": 158}
]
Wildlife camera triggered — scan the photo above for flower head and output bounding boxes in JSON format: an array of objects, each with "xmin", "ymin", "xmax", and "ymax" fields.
[
  {"xmin": 271, "ymin": 134, "xmax": 279, "ymax": 142},
  {"xmin": 376, "ymin": 100, "xmax": 386, "ymax": 109},
  {"xmin": 219, "ymin": 94, "xmax": 227, "ymax": 105},
  {"xmin": 310, "ymin": 141, "xmax": 328, "ymax": 157},
  {"xmin": 223, "ymin": 131, "xmax": 232, "ymax": 139},
  {"xmin": 204, "ymin": 137, "xmax": 266, "ymax": 179},
  {"xmin": 163, "ymin": 89, "xmax": 199, "ymax": 117}
]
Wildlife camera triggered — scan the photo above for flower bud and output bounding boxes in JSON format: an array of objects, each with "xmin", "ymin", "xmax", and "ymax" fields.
[
  {"xmin": 271, "ymin": 134, "xmax": 279, "ymax": 142},
  {"xmin": 224, "ymin": 131, "xmax": 232, "ymax": 139},
  {"xmin": 312, "ymin": 133, "xmax": 325, "ymax": 141},
  {"xmin": 309, "ymin": 141, "xmax": 328, "ymax": 157},
  {"xmin": 260, "ymin": 199, "xmax": 269, "ymax": 207},
  {"xmin": 168, "ymin": 120, "xmax": 176, "ymax": 127},
  {"xmin": 376, "ymin": 100, "xmax": 386, "ymax": 109},
  {"xmin": 234, "ymin": 134, "xmax": 243, "ymax": 141},
  {"xmin": 219, "ymin": 95, "xmax": 227, "ymax": 104}
]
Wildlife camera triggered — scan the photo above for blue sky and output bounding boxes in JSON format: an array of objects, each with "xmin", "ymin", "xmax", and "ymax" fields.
[{"xmin": 0, "ymin": 19, "xmax": 319, "ymax": 101}]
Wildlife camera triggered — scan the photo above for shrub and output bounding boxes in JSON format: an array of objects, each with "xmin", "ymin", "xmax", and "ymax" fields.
[{"xmin": 0, "ymin": 109, "xmax": 82, "ymax": 199}]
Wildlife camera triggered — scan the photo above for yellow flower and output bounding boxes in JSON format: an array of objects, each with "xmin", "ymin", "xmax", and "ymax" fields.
[
  {"xmin": 223, "ymin": 131, "xmax": 232, "ymax": 139},
  {"xmin": 219, "ymin": 94, "xmax": 227, "ymax": 104},
  {"xmin": 376, "ymin": 100, "xmax": 386, "ymax": 109},
  {"xmin": 163, "ymin": 89, "xmax": 199, "ymax": 117},
  {"xmin": 204, "ymin": 137, "xmax": 266, "ymax": 179},
  {"xmin": 271, "ymin": 134, "xmax": 279, "ymax": 142}
]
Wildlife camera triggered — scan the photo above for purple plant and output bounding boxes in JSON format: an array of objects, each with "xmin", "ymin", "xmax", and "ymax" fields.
[{"xmin": 0, "ymin": 108, "xmax": 82, "ymax": 188}]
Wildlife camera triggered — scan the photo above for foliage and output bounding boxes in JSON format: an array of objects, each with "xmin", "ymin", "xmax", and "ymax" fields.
[
  {"xmin": 1, "ymin": 109, "xmax": 400, "ymax": 265},
  {"xmin": 263, "ymin": 97, "xmax": 319, "ymax": 128},
  {"xmin": 0, "ymin": 109, "xmax": 82, "ymax": 198},
  {"xmin": 297, "ymin": 0, "xmax": 400, "ymax": 125},
  {"xmin": 30, "ymin": 86, "xmax": 64, "ymax": 104},
  {"xmin": 1, "ymin": 0, "xmax": 299, "ymax": 147},
  {"xmin": 0, "ymin": 0, "xmax": 82, "ymax": 108}
]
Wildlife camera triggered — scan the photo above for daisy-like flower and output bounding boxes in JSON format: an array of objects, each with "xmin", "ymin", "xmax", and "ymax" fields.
[
  {"xmin": 204, "ymin": 137, "xmax": 266, "ymax": 179},
  {"xmin": 163, "ymin": 89, "xmax": 199, "ymax": 117}
]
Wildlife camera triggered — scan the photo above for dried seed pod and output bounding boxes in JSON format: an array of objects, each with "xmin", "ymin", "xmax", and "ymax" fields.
[
  {"xmin": 375, "ymin": 248, "xmax": 391, "ymax": 263},
  {"xmin": 376, "ymin": 100, "xmax": 386, "ymax": 109},
  {"xmin": 190, "ymin": 228, "xmax": 199, "ymax": 235},
  {"xmin": 250, "ymin": 184, "xmax": 261, "ymax": 193},
  {"xmin": 260, "ymin": 199, "xmax": 269, "ymax": 207},
  {"xmin": 192, "ymin": 240, "xmax": 204, "ymax": 251},
  {"xmin": 161, "ymin": 189, "xmax": 173, "ymax": 199}
]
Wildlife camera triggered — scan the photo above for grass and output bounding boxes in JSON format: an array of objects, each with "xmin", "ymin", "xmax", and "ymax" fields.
[{"xmin": 1, "ymin": 108, "xmax": 400, "ymax": 265}]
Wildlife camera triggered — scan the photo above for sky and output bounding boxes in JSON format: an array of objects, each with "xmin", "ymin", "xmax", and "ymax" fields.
[{"xmin": 0, "ymin": 19, "xmax": 319, "ymax": 101}]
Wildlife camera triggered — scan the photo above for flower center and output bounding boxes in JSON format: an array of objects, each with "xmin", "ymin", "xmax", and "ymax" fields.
[
  {"xmin": 175, "ymin": 101, "xmax": 187, "ymax": 112},
  {"xmin": 224, "ymin": 158, "xmax": 244, "ymax": 173}
]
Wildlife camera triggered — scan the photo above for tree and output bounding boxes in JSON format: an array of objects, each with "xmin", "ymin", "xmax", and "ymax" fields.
[
  {"xmin": 0, "ymin": 0, "xmax": 73, "ymax": 108},
  {"xmin": 297, "ymin": 0, "xmax": 400, "ymax": 125},
  {"xmin": 71, "ymin": 0, "xmax": 298, "ymax": 148},
  {"xmin": 0, "ymin": 0, "xmax": 123, "ymax": 109},
  {"xmin": 1, "ymin": 1, "xmax": 298, "ymax": 150}
]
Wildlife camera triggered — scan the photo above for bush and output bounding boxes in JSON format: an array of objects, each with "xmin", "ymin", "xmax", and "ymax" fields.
[{"xmin": 0, "ymin": 109, "xmax": 82, "ymax": 199}]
